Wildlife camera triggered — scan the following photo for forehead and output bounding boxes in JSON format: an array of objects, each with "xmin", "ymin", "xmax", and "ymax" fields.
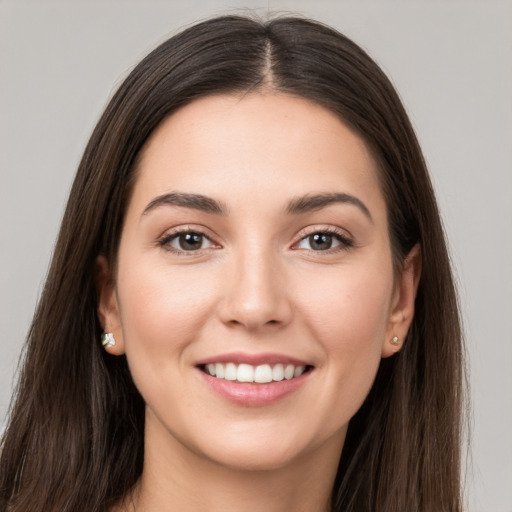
[{"xmin": 130, "ymin": 92, "xmax": 386, "ymax": 220}]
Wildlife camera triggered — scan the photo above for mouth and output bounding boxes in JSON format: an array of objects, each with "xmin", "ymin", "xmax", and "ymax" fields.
[
  {"xmin": 195, "ymin": 353, "xmax": 315, "ymax": 405},
  {"xmin": 199, "ymin": 362, "xmax": 313, "ymax": 384}
]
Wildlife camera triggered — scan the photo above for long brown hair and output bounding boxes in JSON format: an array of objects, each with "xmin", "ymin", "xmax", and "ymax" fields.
[{"xmin": 0, "ymin": 14, "xmax": 465, "ymax": 511}]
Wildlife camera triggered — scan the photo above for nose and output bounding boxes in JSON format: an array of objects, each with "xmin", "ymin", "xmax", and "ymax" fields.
[{"xmin": 217, "ymin": 246, "xmax": 293, "ymax": 332}]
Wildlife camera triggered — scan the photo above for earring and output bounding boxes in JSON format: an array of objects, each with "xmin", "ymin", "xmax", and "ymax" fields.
[
  {"xmin": 101, "ymin": 332, "xmax": 116, "ymax": 349},
  {"xmin": 391, "ymin": 336, "xmax": 399, "ymax": 345}
]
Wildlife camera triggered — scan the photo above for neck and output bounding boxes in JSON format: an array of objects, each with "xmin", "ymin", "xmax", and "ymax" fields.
[{"xmin": 125, "ymin": 413, "xmax": 344, "ymax": 512}]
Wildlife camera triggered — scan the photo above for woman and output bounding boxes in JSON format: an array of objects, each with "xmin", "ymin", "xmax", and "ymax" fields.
[{"xmin": 0, "ymin": 14, "xmax": 464, "ymax": 512}]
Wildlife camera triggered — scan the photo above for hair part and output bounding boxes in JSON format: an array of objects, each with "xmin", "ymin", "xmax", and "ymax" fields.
[{"xmin": 1, "ymin": 14, "xmax": 465, "ymax": 512}]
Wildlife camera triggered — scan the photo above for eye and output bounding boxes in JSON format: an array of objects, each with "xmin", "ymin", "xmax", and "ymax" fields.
[
  {"xmin": 160, "ymin": 230, "xmax": 216, "ymax": 253},
  {"xmin": 295, "ymin": 230, "xmax": 352, "ymax": 252}
]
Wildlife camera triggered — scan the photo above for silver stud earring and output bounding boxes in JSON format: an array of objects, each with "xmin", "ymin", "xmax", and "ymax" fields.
[
  {"xmin": 101, "ymin": 332, "xmax": 116, "ymax": 349},
  {"xmin": 391, "ymin": 336, "xmax": 399, "ymax": 345}
]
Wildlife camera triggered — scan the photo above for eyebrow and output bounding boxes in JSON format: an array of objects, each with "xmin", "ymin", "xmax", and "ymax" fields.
[
  {"xmin": 142, "ymin": 191, "xmax": 372, "ymax": 222},
  {"xmin": 142, "ymin": 192, "xmax": 228, "ymax": 216},
  {"xmin": 286, "ymin": 193, "xmax": 373, "ymax": 222}
]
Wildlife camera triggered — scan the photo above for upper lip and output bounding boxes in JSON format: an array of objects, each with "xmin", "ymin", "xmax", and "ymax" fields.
[{"xmin": 195, "ymin": 352, "xmax": 312, "ymax": 367}]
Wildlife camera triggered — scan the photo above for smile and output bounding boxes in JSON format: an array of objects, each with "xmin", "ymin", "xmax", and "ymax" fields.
[
  {"xmin": 196, "ymin": 353, "xmax": 314, "ymax": 405},
  {"xmin": 202, "ymin": 363, "xmax": 308, "ymax": 383}
]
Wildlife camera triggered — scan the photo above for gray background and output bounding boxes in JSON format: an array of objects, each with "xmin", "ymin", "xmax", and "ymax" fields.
[{"xmin": 1, "ymin": 1, "xmax": 511, "ymax": 510}]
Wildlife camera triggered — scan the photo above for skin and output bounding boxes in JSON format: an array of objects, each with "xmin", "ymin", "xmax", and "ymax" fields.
[{"xmin": 97, "ymin": 92, "xmax": 420, "ymax": 512}]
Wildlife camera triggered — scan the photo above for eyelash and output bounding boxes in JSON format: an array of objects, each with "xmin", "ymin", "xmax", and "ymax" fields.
[
  {"xmin": 294, "ymin": 227, "xmax": 354, "ymax": 253},
  {"xmin": 158, "ymin": 227, "xmax": 217, "ymax": 256},
  {"xmin": 158, "ymin": 226, "xmax": 354, "ymax": 256}
]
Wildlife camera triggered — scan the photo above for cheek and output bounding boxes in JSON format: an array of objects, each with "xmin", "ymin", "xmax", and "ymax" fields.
[
  {"xmin": 116, "ymin": 258, "xmax": 219, "ymax": 367},
  {"xmin": 294, "ymin": 260, "xmax": 393, "ymax": 414},
  {"xmin": 115, "ymin": 258, "xmax": 225, "ymax": 422},
  {"xmin": 297, "ymin": 261, "xmax": 393, "ymax": 347}
]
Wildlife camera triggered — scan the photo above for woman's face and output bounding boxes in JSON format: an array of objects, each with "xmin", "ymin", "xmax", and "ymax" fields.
[{"xmin": 99, "ymin": 92, "xmax": 414, "ymax": 471}]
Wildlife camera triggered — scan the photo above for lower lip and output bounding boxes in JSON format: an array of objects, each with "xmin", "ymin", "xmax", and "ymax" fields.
[{"xmin": 198, "ymin": 369, "xmax": 312, "ymax": 406}]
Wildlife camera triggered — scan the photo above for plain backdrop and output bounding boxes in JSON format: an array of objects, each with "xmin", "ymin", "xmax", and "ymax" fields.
[{"xmin": 1, "ymin": 1, "xmax": 511, "ymax": 511}]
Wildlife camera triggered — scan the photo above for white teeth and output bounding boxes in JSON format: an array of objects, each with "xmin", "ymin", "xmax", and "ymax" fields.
[
  {"xmin": 237, "ymin": 364, "xmax": 254, "ymax": 382},
  {"xmin": 225, "ymin": 363, "xmax": 237, "ymax": 381},
  {"xmin": 284, "ymin": 364, "xmax": 294, "ymax": 380},
  {"xmin": 272, "ymin": 364, "xmax": 284, "ymax": 381},
  {"xmin": 204, "ymin": 362, "xmax": 309, "ymax": 383},
  {"xmin": 294, "ymin": 365, "xmax": 306, "ymax": 378},
  {"xmin": 215, "ymin": 363, "xmax": 225, "ymax": 379},
  {"xmin": 254, "ymin": 364, "xmax": 272, "ymax": 383}
]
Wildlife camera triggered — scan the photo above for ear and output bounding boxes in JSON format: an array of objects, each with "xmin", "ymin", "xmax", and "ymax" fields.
[
  {"xmin": 382, "ymin": 244, "xmax": 422, "ymax": 358},
  {"xmin": 95, "ymin": 255, "xmax": 125, "ymax": 355}
]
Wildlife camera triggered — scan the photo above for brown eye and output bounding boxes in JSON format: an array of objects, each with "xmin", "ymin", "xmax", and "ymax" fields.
[
  {"xmin": 163, "ymin": 231, "xmax": 215, "ymax": 252},
  {"xmin": 296, "ymin": 230, "xmax": 352, "ymax": 252},
  {"xmin": 308, "ymin": 233, "xmax": 334, "ymax": 251},
  {"xmin": 178, "ymin": 233, "xmax": 204, "ymax": 250}
]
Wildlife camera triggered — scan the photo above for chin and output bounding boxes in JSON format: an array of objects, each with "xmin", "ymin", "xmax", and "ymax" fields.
[
  {"xmin": 202, "ymin": 440, "xmax": 308, "ymax": 472},
  {"xmin": 191, "ymin": 421, "xmax": 342, "ymax": 473}
]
